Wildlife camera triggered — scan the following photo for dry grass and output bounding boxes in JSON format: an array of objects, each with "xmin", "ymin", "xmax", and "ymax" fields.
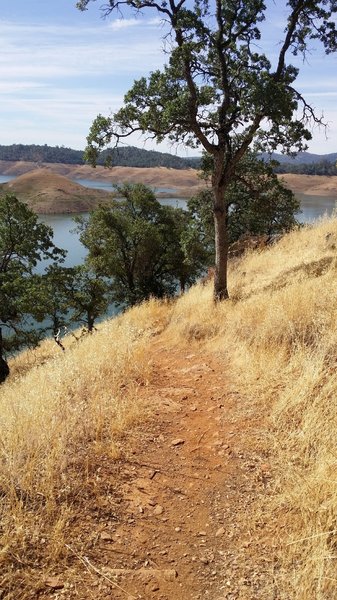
[
  {"xmin": 168, "ymin": 216, "xmax": 337, "ymax": 598},
  {"xmin": 3, "ymin": 216, "xmax": 337, "ymax": 598},
  {"xmin": 0, "ymin": 298, "xmax": 171, "ymax": 598}
]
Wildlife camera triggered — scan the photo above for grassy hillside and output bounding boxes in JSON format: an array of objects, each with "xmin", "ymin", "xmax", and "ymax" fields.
[{"xmin": 2, "ymin": 217, "xmax": 337, "ymax": 597}]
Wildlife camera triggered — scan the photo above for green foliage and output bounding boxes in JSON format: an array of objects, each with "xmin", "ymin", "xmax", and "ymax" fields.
[
  {"xmin": 0, "ymin": 144, "xmax": 85, "ymax": 165},
  {"xmin": 275, "ymin": 159, "xmax": 337, "ymax": 176},
  {"xmin": 31, "ymin": 265, "xmax": 75, "ymax": 338},
  {"xmin": 0, "ymin": 143, "xmax": 199, "ymax": 170},
  {"xmin": 79, "ymin": 0, "xmax": 337, "ymax": 299},
  {"xmin": 32, "ymin": 263, "xmax": 111, "ymax": 339},
  {"xmin": 0, "ymin": 194, "xmax": 65, "ymax": 379},
  {"xmin": 83, "ymin": 1, "xmax": 337, "ymax": 159},
  {"xmin": 66, "ymin": 265, "xmax": 111, "ymax": 332},
  {"xmin": 76, "ymin": 184, "xmax": 207, "ymax": 305},
  {"xmin": 188, "ymin": 152, "xmax": 300, "ymax": 252}
]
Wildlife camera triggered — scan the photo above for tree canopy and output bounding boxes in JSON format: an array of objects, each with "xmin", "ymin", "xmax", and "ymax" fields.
[
  {"xmin": 188, "ymin": 151, "xmax": 300, "ymax": 252},
  {"xmin": 77, "ymin": 0, "xmax": 337, "ymax": 300},
  {"xmin": 0, "ymin": 194, "xmax": 65, "ymax": 381},
  {"xmin": 0, "ymin": 143, "xmax": 198, "ymax": 169},
  {"xmin": 76, "ymin": 183, "xmax": 208, "ymax": 305}
]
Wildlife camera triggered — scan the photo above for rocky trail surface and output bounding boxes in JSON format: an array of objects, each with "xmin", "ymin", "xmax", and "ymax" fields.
[{"xmin": 40, "ymin": 338, "xmax": 277, "ymax": 600}]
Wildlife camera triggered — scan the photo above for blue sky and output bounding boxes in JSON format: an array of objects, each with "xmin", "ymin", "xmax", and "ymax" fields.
[{"xmin": 0, "ymin": 0, "xmax": 336, "ymax": 156}]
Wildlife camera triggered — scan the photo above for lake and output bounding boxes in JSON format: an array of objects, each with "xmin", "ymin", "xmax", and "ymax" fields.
[
  {"xmin": 1, "ymin": 174, "xmax": 336, "ymax": 266},
  {"xmin": 296, "ymin": 193, "xmax": 337, "ymax": 224}
]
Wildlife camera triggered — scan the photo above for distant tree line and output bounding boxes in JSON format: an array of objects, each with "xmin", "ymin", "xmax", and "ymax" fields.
[
  {"xmin": 0, "ymin": 144, "xmax": 200, "ymax": 170},
  {"xmin": 0, "ymin": 144, "xmax": 336, "ymax": 175},
  {"xmin": 274, "ymin": 160, "xmax": 337, "ymax": 176}
]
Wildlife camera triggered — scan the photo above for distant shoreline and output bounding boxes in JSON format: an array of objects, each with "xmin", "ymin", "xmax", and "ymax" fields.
[{"xmin": 0, "ymin": 161, "xmax": 336, "ymax": 215}]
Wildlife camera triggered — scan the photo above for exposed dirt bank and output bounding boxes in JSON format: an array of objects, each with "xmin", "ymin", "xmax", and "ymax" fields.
[
  {"xmin": 277, "ymin": 172, "xmax": 337, "ymax": 197},
  {"xmin": 1, "ymin": 161, "xmax": 337, "ymax": 215},
  {"xmin": 0, "ymin": 161, "xmax": 203, "ymax": 202},
  {"xmin": 0, "ymin": 168, "xmax": 112, "ymax": 213}
]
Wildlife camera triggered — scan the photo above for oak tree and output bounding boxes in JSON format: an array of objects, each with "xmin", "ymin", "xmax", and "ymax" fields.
[
  {"xmin": 188, "ymin": 151, "xmax": 300, "ymax": 254},
  {"xmin": 0, "ymin": 194, "xmax": 65, "ymax": 381},
  {"xmin": 76, "ymin": 183, "xmax": 207, "ymax": 305},
  {"xmin": 77, "ymin": 0, "xmax": 337, "ymax": 300}
]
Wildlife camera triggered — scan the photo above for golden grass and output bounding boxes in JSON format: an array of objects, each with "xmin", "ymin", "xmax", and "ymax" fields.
[
  {"xmin": 3, "ymin": 216, "xmax": 337, "ymax": 597},
  {"xmin": 0, "ymin": 298, "xmax": 171, "ymax": 598},
  {"xmin": 168, "ymin": 216, "xmax": 337, "ymax": 598}
]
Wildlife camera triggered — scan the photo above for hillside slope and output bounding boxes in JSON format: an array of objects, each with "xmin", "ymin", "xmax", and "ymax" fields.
[
  {"xmin": 0, "ymin": 143, "xmax": 199, "ymax": 169},
  {"xmin": 1, "ymin": 161, "xmax": 337, "ymax": 205},
  {"xmin": 0, "ymin": 168, "xmax": 112, "ymax": 213},
  {"xmin": 2, "ymin": 218, "xmax": 337, "ymax": 598},
  {"xmin": 278, "ymin": 172, "xmax": 337, "ymax": 196}
]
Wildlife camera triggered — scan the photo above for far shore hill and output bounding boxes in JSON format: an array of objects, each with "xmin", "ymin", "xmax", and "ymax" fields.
[{"xmin": 0, "ymin": 161, "xmax": 337, "ymax": 214}]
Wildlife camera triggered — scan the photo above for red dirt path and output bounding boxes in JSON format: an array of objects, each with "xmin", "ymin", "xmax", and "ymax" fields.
[{"xmin": 39, "ymin": 337, "xmax": 276, "ymax": 600}]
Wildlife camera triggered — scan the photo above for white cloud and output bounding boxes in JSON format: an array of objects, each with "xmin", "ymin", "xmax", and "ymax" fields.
[
  {"xmin": 0, "ymin": 11, "xmax": 335, "ymax": 155},
  {"xmin": 0, "ymin": 81, "xmax": 47, "ymax": 93},
  {"xmin": 108, "ymin": 18, "xmax": 140, "ymax": 31},
  {"xmin": 0, "ymin": 18, "xmax": 165, "ymax": 85}
]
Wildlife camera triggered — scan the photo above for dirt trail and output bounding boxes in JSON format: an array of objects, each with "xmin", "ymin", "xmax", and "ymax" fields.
[{"xmin": 42, "ymin": 338, "xmax": 276, "ymax": 600}]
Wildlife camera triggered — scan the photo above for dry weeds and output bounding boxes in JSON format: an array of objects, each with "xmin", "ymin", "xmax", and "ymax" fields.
[
  {"xmin": 2, "ymin": 217, "xmax": 337, "ymax": 598},
  {"xmin": 0, "ymin": 298, "xmax": 171, "ymax": 598},
  {"xmin": 169, "ymin": 216, "xmax": 337, "ymax": 599}
]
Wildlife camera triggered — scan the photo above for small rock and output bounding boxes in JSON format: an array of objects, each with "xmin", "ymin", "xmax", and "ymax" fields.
[
  {"xmin": 100, "ymin": 532, "xmax": 114, "ymax": 541},
  {"xmin": 215, "ymin": 527, "xmax": 225, "ymax": 537},
  {"xmin": 153, "ymin": 505, "xmax": 164, "ymax": 516},
  {"xmin": 171, "ymin": 438, "xmax": 185, "ymax": 446},
  {"xmin": 45, "ymin": 578, "xmax": 64, "ymax": 590},
  {"xmin": 175, "ymin": 527, "xmax": 181, "ymax": 532},
  {"xmin": 200, "ymin": 557, "xmax": 209, "ymax": 565},
  {"xmin": 151, "ymin": 583, "xmax": 160, "ymax": 592},
  {"xmin": 198, "ymin": 531, "xmax": 207, "ymax": 536}
]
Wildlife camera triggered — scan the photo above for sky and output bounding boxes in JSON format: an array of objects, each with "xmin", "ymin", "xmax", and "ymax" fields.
[{"xmin": 0, "ymin": 0, "xmax": 336, "ymax": 157}]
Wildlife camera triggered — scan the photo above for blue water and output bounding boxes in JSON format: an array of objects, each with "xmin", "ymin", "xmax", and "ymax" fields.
[
  {"xmin": 0, "ymin": 175, "xmax": 15, "ymax": 184},
  {"xmin": 1, "ymin": 173, "xmax": 337, "ymax": 263},
  {"xmin": 296, "ymin": 193, "xmax": 337, "ymax": 224},
  {"xmin": 75, "ymin": 178, "xmax": 114, "ymax": 191},
  {"xmin": 38, "ymin": 213, "xmax": 86, "ymax": 268},
  {"xmin": 74, "ymin": 178, "xmax": 177, "ymax": 196}
]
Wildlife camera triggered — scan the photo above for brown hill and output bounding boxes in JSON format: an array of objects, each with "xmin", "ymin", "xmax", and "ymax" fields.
[
  {"xmin": 1, "ymin": 162, "xmax": 337, "ymax": 215},
  {"xmin": 0, "ymin": 168, "xmax": 112, "ymax": 214},
  {"xmin": 0, "ymin": 161, "xmax": 203, "ymax": 199},
  {"xmin": 277, "ymin": 173, "xmax": 337, "ymax": 197}
]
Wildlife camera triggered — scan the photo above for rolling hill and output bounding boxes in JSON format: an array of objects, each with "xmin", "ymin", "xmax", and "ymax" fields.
[{"xmin": 0, "ymin": 168, "xmax": 112, "ymax": 213}]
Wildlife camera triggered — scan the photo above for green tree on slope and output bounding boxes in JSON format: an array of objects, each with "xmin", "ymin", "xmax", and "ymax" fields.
[
  {"xmin": 76, "ymin": 184, "xmax": 207, "ymax": 305},
  {"xmin": 77, "ymin": 0, "xmax": 337, "ymax": 300},
  {"xmin": 0, "ymin": 194, "xmax": 65, "ymax": 382},
  {"xmin": 188, "ymin": 152, "xmax": 300, "ymax": 254}
]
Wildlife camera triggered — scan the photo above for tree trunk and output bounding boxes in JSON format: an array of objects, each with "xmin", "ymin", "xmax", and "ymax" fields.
[
  {"xmin": 213, "ymin": 185, "xmax": 229, "ymax": 301},
  {"xmin": 87, "ymin": 313, "xmax": 95, "ymax": 332},
  {"xmin": 0, "ymin": 328, "xmax": 10, "ymax": 384}
]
